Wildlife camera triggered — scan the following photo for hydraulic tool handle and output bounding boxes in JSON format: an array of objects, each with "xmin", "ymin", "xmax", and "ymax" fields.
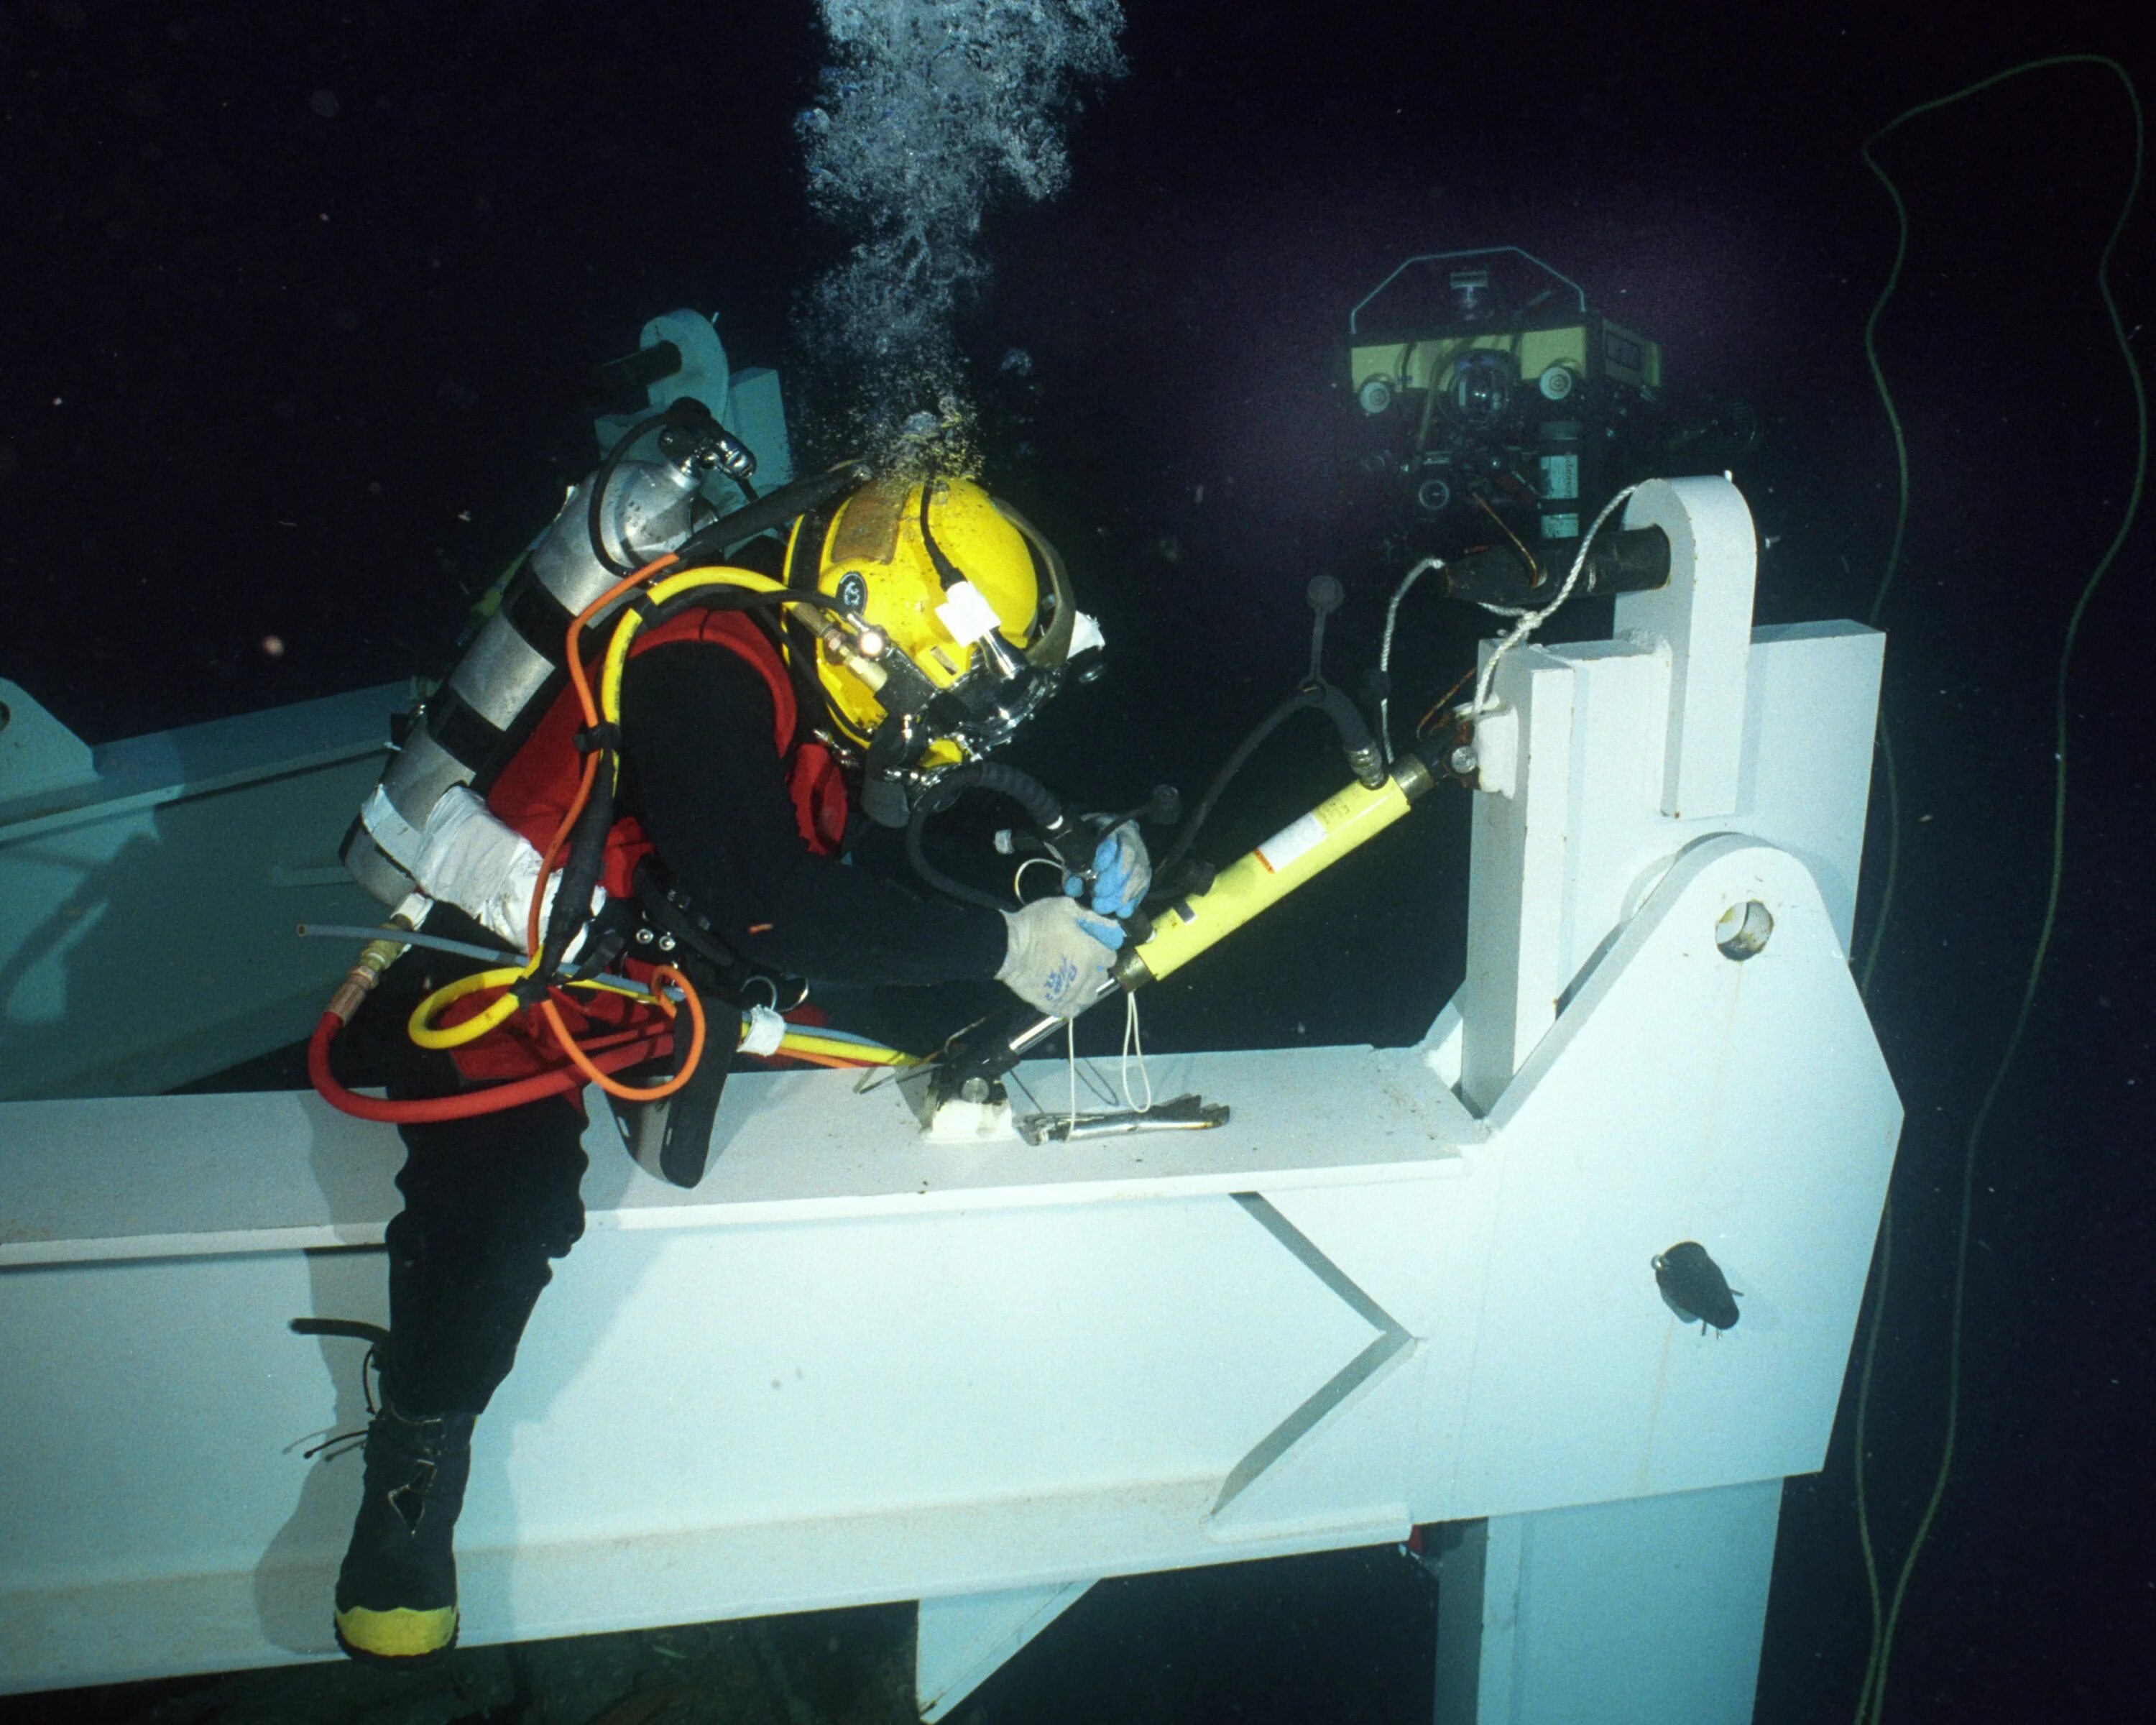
[
  {"xmin": 938, "ymin": 751, "xmax": 1438, "ymax": 1092},
  {"xmin": 1120, "ymin": 750, "xmax": 1434, "ymax": 990},
  {"xmin": 956, "ymin": 905, "xmax": 1154, "ymax": 1082}
]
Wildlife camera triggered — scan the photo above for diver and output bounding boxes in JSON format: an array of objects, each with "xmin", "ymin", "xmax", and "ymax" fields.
[{"xmin": 314, "ymin": 471, "xmax": 1148, "ymax": 1664}]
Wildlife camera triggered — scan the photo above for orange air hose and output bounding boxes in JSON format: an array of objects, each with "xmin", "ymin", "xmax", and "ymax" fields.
[
  {"xmin": 522, "ymin": 552, "xmax": 714, "ymax": 1103},
  {"xmin": 307, "ymin": 1012, "xmax": 677, "ymax": 1123}
]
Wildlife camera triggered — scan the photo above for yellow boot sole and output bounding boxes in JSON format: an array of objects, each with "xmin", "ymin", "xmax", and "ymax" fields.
[{"xmin": 334, "ymin": 1601, "xmax": 459, "ymax": 1662}]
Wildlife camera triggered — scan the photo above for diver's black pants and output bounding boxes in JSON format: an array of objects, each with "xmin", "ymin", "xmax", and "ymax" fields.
[
  {"xmin": 354, "ymin": 913, "xmax": 590, "ymax": 1418},
  {"xmin": 380, "ymin": 1090, "xmax": 588, "ymax": 1417}
]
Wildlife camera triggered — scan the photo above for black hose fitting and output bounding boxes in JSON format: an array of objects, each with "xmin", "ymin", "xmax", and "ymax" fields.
[
  {"xmin": 1442, "ymin": 525, "xmax": 1672, "ymax": 608},
  {"xmin": 673, "ymin": 461, "xmax": 870, "ymax": 567},
  {"xmin": 1313, "ymin": 682, "xmax": 1387, "ymax": 788},
  {"xmin": 530, "ymin": 760, "xmax": 617, "ymax": 988}
]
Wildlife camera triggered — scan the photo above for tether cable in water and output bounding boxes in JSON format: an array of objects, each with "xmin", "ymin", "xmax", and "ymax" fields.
[{"xmin": 1848, "ymin": 55, "xmax": 2145, "ymax": 1725}]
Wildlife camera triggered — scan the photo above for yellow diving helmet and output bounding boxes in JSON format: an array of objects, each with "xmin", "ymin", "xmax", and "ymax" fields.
[{"xmin": 783, "ymin": 474, "xmax": 1079, "ymax": 823}]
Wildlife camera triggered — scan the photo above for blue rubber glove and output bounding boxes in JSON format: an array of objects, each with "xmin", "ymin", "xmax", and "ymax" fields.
[
  {"xmin": 998, "ymin": 898, "xmax": 1123, "ymax": 1018},
  {"xmin": 1065, "ymin": 821, "xmax": 1153, "ymax": 919}
]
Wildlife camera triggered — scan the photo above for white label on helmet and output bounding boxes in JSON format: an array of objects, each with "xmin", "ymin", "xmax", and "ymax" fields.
[
  {"xmin": 935, "ymin": 580, "xmax": 1003, "ymax": 645},
  {"xmin": 1256, "ymin": 811, "xmax": 1328, "ymax": 875},
  {"xmin": 1069, "ymin": 610, "xmax": 1107, "ymax": 657}
]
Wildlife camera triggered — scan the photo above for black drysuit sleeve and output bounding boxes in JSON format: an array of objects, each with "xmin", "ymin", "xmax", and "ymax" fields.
[{"xmin": 617, "ymin": 640, "xmax": 1009, "ymax": 987}]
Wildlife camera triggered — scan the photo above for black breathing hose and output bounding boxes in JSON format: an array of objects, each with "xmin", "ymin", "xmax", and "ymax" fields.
[
  {"xmin": 628, "ymin": 582, "xmax": 846, "ymax": 637},
  {"xmin": 521, "ymin": 753, "xmax": 618, "ymax": 999},
  {"xmin": 673, "ymin": 461, "xmax": 870, "ymax": 569},
  {"xmin": 906, "ymin": 763, "xmax": 1077, "ymax": 914}
]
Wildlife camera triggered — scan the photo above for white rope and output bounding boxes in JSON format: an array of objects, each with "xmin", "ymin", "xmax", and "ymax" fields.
[
  {"xmin": 1378, "ymin": 556, "xmax": 1443, "ymax": 763},
  {"xmin": 1470, "ymin": 484, "xmax": 1641, "ymax": 719},
  {"xmin": 1013, "ymin": 855, "xmax": 1064, "ymax": 901},
  {"xmin": 1119, "ymin": 992, "xmax": 1153, "ymax": 1114}
]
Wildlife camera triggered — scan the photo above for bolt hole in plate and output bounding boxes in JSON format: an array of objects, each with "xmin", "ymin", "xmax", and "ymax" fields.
[{"xmin": 1715, "ymin": 899, "xmax": 1773, "ymax": 960}]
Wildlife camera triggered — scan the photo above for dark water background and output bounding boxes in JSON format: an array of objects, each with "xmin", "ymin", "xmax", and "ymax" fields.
[{"xmin": 4, "ymin": 1, "xmax": 2151, "ymax": 1719}]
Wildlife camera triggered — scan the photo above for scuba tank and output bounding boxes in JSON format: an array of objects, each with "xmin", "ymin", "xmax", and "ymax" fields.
[{"xmin": 342, "ymin": 428, "xmax": 719, "ymax": 909}]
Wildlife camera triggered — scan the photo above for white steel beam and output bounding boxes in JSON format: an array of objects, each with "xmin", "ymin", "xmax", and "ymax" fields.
[
  {"xmin": 1433, "ymin": 1479, "xmax": 1782, "ymax": 1725},
  {"xmin": 916, "ymin": 1581, "xmax": 1094, "ymax": 1721},
  {"xmin": 0, "ymin": 827, "xmax": 1895, "ymax": 1698},
  {"xmin": 0, "ymin": 679, "xmax": 412, "ymax": 1101}
]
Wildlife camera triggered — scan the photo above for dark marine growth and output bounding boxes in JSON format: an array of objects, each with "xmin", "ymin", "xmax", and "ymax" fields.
[{"xmin": 1653, "ymin": 1241, "xmax": 1741, "ymax": 1332}]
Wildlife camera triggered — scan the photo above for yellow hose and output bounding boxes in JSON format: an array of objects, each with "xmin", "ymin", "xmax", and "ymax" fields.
[
  {"xmin": 415, "ymin": 972, "xmax": 912, "ymax": 1064},
  {"xmin": 773, "ymin": 1031, "xmax": 913, "ymax": 1067},
  {"xmin": 410, "ymin": 965, "xmax": 670, "ymax": 1050},
  {"xmin": 598, "ymin": 567, "xmax": 800, "ymax": 724},
  {"xmin": 410, "ymin": 567, "xmax": 892, "ymax": 1072}
]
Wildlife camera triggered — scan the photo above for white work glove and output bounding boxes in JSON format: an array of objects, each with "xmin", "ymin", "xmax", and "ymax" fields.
[{"xmin": 997, "ymin": 896, "xmax": 1124, "ymax": 1018}]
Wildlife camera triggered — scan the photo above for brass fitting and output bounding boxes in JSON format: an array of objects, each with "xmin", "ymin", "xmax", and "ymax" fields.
[
  {"xmin": 327, "ymin": 936, "xmax": 407, "ymax": 1024},
  {"xmin": 324, "ymin": 899, "xmax": 423, "ymax": 1024},
  {"xmin": 817, "ymin": 621, "xmax": 889, "ymax": 694}
]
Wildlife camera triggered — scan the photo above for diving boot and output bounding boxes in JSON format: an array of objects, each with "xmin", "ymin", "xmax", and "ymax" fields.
[{"xmin": 331, "ymin": 1394, "xmax": 476, "ymax": 1662}]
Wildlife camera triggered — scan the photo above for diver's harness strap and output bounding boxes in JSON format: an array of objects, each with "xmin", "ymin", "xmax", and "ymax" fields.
[
  {"xmin": 630, "ymin": 860, "xmax": 808, "ymax": 1013},
  {"xmin": 608, "ymin": 862, "xmax": 808, "ymax": 1189},
  {"xmin": 607, "ymin": 956, "xmax": 732, "ymax": 1190}
]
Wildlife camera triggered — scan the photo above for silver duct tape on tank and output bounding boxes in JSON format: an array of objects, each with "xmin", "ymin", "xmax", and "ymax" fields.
[{"xmin": 341, "ymin": 458, "xmax": 711, "ymax": 908}]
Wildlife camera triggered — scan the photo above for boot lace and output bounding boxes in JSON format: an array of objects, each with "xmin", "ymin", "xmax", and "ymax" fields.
[{"xmin": 290, "ymin": 1317, "xmax": 388, "ymax": 1461}]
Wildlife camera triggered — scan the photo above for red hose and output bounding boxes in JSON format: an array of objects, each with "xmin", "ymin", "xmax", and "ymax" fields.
[{"xmin": 308, "ymin": 1013, "xmax": 680, "ymax": 1124}]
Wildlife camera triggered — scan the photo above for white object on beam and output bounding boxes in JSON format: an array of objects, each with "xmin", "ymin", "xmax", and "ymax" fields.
[{"xmin": 916, "ymin": 1581, "xmax": 1094, "ymax": 1721}]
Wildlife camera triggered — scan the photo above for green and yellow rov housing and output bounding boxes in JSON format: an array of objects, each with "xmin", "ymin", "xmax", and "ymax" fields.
[{"xmin": 1344, "ymin": 247, "xmax": 1756, "ymax": 567}]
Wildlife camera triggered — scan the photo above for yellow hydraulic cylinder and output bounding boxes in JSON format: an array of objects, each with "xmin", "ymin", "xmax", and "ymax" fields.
[{"xmin": 1117, "ymin": 752, "xmax": 1437, "ymax": 990}]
